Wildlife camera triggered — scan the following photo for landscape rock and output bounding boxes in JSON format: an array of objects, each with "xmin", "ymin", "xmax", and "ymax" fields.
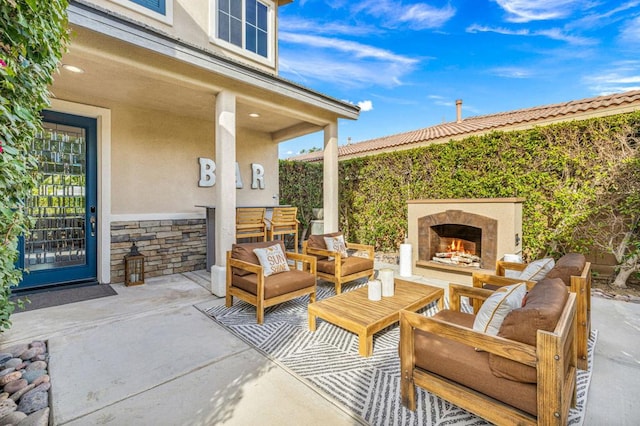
[
  {"xmin": 19, "ymin": 349, "xmax": 37, "ymax": 361},
  {"xmin": 0, "ymin": 410, "xmax": 27, "ymax": 425},
  {"xmin": 25, "ymin": 362, "xmax": 46, "ymax": 372},
  {"xmin": 4, "ymin": 379, "xmax": 28, "ymax": 394},
  {"xmin": 10, "ymin": 384, "xmax": 35, "ymax": 402},
  {"xmin": 22, "ymin": 371, "xmax": 45, "ymax": 385},
  {"xmin": 0, "ymin": 398, "xmax": 17, "ymax": 418},
  {"xmin": 0, "ymin": 354, "xmax": 12, "ymax": 365},
  {"xmin": 4, "ymin": 359, "xmax": 24, "ymax": 369},
  {"xmin": 0, "ymin": 369, "xmax": 15, "ymax": 378},
  {"xmin": 31, "ymin": 376, "xmax": 49, "ymax": 387},
  {"xmin": 0, "ymin": 372, "xmax": 22, "ymax": 387},
  {"xmin": 15, "ymin": 407, "xmax": 48, "ymax": 426},
  {"xmin": 16, "ymin": 390, "xmax": 47, "ymax": 415}
]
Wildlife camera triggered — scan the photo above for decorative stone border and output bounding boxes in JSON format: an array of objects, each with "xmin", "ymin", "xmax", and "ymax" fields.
[{"xmin": 0, "ymin": 341, "xmax": 50, "ymax": 425}]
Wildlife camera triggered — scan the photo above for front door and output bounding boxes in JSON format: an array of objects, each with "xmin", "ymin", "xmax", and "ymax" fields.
[{"xmin": 17, "ymin": 111, "xmax": 98, "ymax": 290}]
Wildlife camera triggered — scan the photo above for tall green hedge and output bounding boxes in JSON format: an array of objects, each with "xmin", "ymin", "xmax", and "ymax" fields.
[
  {"xmin": 0, "ymin": 0, "xmax": 69, "ymax": 329},
  {"xmin": 280, "ymin": 111, "xmax": 640, "ymax": 263}
]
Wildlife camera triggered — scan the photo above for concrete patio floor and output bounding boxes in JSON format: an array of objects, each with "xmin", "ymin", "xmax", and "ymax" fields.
[{"xmin": 1, "ymin": 268, "xmax": 639, "ymax": 425}]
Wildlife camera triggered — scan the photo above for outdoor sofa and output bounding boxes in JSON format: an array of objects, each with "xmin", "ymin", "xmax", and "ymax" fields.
[{"xmin": 400, "ymin": 277, "xmax": 577, "ymax": 425}]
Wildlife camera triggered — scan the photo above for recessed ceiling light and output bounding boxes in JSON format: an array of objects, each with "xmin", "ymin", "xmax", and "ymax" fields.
[
  {"xmin": 62, "ymin": 64, "xmax": 85, "ymax": 74},
  {"xmin": 249, "ymin": 113, "xmax": 260, "ymax": 118}
]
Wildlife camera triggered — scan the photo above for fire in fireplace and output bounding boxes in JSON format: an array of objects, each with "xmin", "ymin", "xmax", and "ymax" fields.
[{"xmin": 431, "ymin": 225, "xmax": 481, "ymax": 267}]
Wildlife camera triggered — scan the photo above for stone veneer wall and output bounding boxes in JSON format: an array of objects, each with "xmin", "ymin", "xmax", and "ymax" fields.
[{"xmin": 110, "ymin": 219, "xmax": 206, "ymax": 283}]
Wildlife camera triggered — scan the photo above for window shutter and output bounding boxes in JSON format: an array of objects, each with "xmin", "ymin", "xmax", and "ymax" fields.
[{"xmin": 130, "ymin": 0, "xmax": 166, "ymax": 15}]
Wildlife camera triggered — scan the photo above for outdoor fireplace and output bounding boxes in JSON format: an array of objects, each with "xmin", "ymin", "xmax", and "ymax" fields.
[
  {"xmin": 419, "ymin": 210, "xmax": 496, "ymax": 269},
  {"xmin": 407, "ymin": 199, "xmax": 524, "ymax": 285}
]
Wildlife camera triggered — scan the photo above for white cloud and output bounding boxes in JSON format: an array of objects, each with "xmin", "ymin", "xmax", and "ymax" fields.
[
  {"xmin": 352, "ymin": 0, "xmax": 455, "ymax": 30},
  {"xmin": 279, "ymin": 33, "xmax": 419, "ymax": 88},
  {"xmin": 279, "ymin": 16, "xmax": 381, "ymax": 37},
  {"xmin": 583, "ymin": 61, "xmax": 640, "ymax": 94},
  {"xmin": 466, "ymin": 24, "xmax": 594, "ymax": 45},
  {"xmin": 357, "ymin": 100, "xmax": 373, "ymax": 111},
  {"xmin": 620, "ymin": 16, "xmax": 640, "ymax": 43},
  {"xmin": 280, "ymin": 32, "xmax": 418, "ymax": 66},
  {"xmin": 493, "ymin": 0, "xmax": 583, "ymax": 23},
  {"xmin": 489, "ymin": 66, "xmax": 532, "ymax": 78}
]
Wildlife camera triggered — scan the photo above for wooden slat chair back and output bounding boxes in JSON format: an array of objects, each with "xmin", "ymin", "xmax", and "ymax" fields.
[
  {"xmin": 267, "ymin": 207, "xmax": 299, "ymax": 252},
  {"xmin": 236, "ymin": 208, "xmax": 267, "ymax": 242}
]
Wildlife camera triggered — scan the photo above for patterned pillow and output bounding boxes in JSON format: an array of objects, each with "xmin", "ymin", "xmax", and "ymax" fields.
[
  {"xmin": 253, "ymin": 244, "xmax": 290, "ymax": 277},
  {"xmin": 324, "ymin": 235, "xmax": 348, "ymax": 259},
  {"xmin": 518, "ymin": 258, "xmax": 555, "ymax": 281},
  {"xmin": 473, "ymin": 283, "xmax": 527, "ymax": 335}
]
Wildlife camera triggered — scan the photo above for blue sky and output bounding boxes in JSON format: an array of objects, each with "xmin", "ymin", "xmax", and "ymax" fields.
[{"xmin": 277, "ymin": 0, "xmax": 640, "ymax": 158}]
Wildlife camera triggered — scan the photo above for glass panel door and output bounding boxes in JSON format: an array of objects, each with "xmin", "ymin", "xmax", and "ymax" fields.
[{"xmin": 18, "ymin": 111, "xmax": 97, "ymax": 289}]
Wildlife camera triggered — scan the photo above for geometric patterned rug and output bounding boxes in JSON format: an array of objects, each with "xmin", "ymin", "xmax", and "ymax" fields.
[{"xmin": 202, "ymin": 283, "xmax": 596, "ymax": 426}]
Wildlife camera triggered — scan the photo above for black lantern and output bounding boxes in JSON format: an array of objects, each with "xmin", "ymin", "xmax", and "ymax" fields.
[{"xmin": 124, "ymin": 242, "xmax": 144, "ymax": 286}]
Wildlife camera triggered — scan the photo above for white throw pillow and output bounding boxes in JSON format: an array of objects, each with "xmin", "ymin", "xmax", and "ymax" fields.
[
  {"xmin": 473, "ymin": 283, "xmax": 527, "ymax": 335},
  {"xmin": 253, "ymin": 244, "xmax": 290, "ymax": 277},
  {"xmin": 324, "ymin": 235, "xmax": 348, "ymax": 259},
  {"xmin": 518, "ymin": 258, "xmax": 555, "ymax": 281}
]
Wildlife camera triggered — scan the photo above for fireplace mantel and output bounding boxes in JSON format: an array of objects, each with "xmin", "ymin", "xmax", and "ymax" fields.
[{"xmin": 407, "ymin": 198, "xmax": 524, "ymax": 286}]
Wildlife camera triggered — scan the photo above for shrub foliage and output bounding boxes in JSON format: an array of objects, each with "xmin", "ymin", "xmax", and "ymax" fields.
[
  {"xmin": 280, "ymin": 112, "xmax": 640, "ymax": 285},
  {"xmin": 0, "ymin": 0, "xmax": 69, "ymax": 329}
]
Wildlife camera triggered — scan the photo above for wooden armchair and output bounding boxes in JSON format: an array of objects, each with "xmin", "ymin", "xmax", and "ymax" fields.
[
  {"xmin": 302, "ymin": 232, "xmax": 375, "ymax": 294},
  {"xmin": 400, "ymin": 280, "xmax": 577, "ymax": 425},
  {"xmin": 226, "ymin": 241, "xmax": 317, "ymax": 324},
  {"xmin": 267, "ymin": 207, "xmax": 300, "ymax": 252},
  {"xmin": 474, "ymin": 253, "xmax": 591, "ymax": 370},
  {"xmin": 235, "ymin": 208, "xmax": 267, "ymax": 242}
]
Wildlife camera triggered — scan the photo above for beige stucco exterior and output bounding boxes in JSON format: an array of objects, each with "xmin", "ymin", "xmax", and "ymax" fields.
[{"xmin": 44, "ymin": 1, "xmax": 359, "ymax": 292}]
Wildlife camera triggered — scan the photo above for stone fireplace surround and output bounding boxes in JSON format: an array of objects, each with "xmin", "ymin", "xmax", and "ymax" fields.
[{"xmin": 407, "ymin": 198, "xmax": 524, "ymax": 286}]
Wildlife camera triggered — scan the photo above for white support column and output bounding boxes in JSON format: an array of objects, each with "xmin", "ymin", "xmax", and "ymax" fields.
[
  {"xmin": 323, "ymin": 121, "xmax": 339, "ymax": 233},
  {"xmin": 211, "ymin": 91, "xmax": 237, "ymax": 296}
]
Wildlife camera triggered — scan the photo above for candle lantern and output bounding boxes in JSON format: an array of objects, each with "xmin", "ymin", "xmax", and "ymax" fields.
[{"xmin": 124, "ymin": 242, "xmax": 145, "ymax": 286}]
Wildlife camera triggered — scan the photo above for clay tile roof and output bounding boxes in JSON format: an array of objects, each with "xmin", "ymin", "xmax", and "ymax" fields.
[{"xmin": 291, "ymin": 90, "xmax": 640, "ymax": 162}]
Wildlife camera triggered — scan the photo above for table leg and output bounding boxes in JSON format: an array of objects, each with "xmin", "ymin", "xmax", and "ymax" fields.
[
  {"xmin": 437, "ymin": 295, "xmax": 444, "ymax": 311},
  {"xmin": 308, "ymin": 312, "xmax": 317, "ymax": 331},
  {"xmin": 359, "ymin": 333, "xmax": 373, "ymax": 357}
]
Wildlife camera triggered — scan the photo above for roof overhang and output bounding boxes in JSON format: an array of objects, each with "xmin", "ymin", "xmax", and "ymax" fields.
[{"xmin": 53, "ymin": 1, "xmax": 358, "ymax": 142}]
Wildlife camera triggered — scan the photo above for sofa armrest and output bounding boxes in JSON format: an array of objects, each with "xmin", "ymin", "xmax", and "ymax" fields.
[
  {"xmin": 286, "ymin": 252, "xmax": 317, "ymax": 275},
  {"xmin": 496, "ymin": 260, "xmax": 527, "ymax": 276},
  {"xmin": 400, "ymin": 309, "xmax": 537, "ymax": 367},
  {"xmin": 227, "ymin": 256, "xmax": 263, "ymax": 275},
  {"xmin": 472, "ymin": 272, "xmax": 535, "ymax": 290}
]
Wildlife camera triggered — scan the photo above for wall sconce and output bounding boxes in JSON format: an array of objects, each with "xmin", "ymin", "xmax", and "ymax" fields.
[
  {"xmin": 124, "ymin": 242, "xmax": 145, "ymax": 286},
  {"xmin": 515, "ymin": 233, "xmax": 521, "ymax": 247}
]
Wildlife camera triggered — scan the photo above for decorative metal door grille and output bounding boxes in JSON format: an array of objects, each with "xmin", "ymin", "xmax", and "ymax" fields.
[{"xmin": 24, "ymin": 122, "xmax": 87, "ymax": 271}]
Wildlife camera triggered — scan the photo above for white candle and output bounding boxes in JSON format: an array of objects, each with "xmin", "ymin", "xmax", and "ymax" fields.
[
  {"xmin": 368, "ymin": 279, "xmax": 382, "ymax": 301},
  {"xmin": 399, "ymin": 243, "xmax": 412, "ymax": 277},
  {"xmin": 379, "ymin": 268, "xmax": 395, "ymax": 297}
]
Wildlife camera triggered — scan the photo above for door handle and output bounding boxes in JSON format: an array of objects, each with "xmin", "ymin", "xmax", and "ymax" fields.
[{"xmin": 90, "ymin": 216, "xmax": 96, "ymax": 237}]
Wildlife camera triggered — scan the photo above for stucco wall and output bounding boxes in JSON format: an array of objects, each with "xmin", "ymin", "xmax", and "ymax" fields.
[
  {"xmin": 86, "ymin": 0, "xmax": 278, "ymax": 73},
  {"xmin": 110, "ymin": 105, "xmax": 279, "ymax": 215}
]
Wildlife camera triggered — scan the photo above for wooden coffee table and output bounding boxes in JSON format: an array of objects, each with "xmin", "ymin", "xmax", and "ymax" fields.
[{"xmin": 308, "ymin": 278, "xmax": 444, "ymax": 357}]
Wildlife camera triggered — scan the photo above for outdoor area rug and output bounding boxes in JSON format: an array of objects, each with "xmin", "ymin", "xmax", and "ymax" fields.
[{"xmin": 202, "ymin": 284, "xmax": 597, "ymax": 425}]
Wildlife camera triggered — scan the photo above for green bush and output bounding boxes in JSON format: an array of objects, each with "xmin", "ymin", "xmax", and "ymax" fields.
[
  {"xmin": 280, "ymin": 111, "xmax": 640, "ymax": 267},
  {"xmin": 0, "ymin": 0, "xmax": 69, "ymax": 330}
]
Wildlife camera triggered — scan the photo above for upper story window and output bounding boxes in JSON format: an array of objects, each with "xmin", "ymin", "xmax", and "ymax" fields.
[
  {"xmin": 109, "ymin": 0, "xmax": 173, "ymax": 25},
  {"xmin": 130, "ymin": 0, "xmax": 166, "ymax": 14},
  {"xmin": 212, "ymin": 0, "xmax": 275, "ymax": 64}
]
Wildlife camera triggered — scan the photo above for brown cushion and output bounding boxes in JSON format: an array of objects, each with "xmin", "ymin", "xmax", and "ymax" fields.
[
  {"xmin": 231, "ymin": 269, "xmax": 315, "ymax": 299},
  {"xmin": 231, "ymin": 241, "xmax": 286, "ymax": 276},
  {"xmin": 489, "ymin": 278, "xmax": 569, "ymax": 383},
  {"xmin": 414, "ymin": 310, "xmax": 538, "ymax": 416},
  {"xmin": 546, "ymin": 253, "xmax": 586, "ymax": 286},
  {"xmin": 317, "ymin": 256, "xmax": 373, "ymax": 276}
]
